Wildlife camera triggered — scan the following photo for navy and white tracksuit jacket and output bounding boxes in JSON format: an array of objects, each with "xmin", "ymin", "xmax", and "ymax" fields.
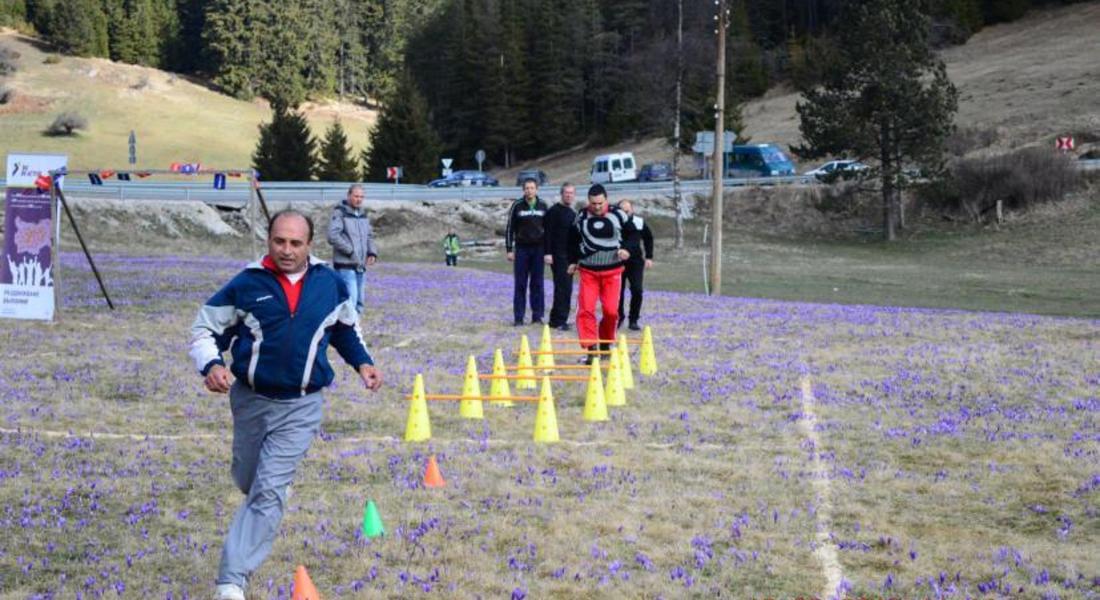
[{"xmin": 189, "ymin": 256, "xmax": 373, "ymax": 400}]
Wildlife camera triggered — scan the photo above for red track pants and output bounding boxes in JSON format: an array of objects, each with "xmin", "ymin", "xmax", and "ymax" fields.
[{"xmin": 576, "ymin": 266, "xmax": 623, "ymax": 348}]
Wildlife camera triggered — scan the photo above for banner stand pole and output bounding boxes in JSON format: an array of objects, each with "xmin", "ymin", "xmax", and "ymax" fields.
[
  {"xmin": 55, "ymin": 184, "xmax": 114, "ymax": 310},
  {"xmin": 50, "ymin": 181, "xmax": 60, "ymax": 321}
]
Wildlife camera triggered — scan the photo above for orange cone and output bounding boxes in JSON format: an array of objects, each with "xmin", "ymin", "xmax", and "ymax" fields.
[
  {"xmin": 292, "ymin": 565, "xmax": 321, "ymax": 600},
  {"xmin": 423, "ymin": 455, "xmax": 446, "ymax": 488}
]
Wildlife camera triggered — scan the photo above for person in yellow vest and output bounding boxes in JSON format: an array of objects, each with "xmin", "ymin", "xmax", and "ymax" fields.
[{"xmin": 443, "ymin": 229, "xmax": 461, "ymax": 266}]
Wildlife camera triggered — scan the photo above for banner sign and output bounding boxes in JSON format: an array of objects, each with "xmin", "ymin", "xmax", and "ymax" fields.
[{"xmin": 3, "ymin": 153, "xmax": 67, "ymax": 321}]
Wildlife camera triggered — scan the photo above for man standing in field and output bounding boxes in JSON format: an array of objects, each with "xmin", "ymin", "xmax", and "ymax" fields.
[
  {"xmin": 544, "ymin": 182, "xmax": 578, "ymax": 330},
  {"xmin": 505, "ymin": 178, "xmax": 551, "ymax": 326},
  {"xmin": 616, "ymin": 199, "xmax": 654, "ymax": 331},
  {"xmin": 327, "ymin": 184, "xmax": 378, "ymax": 313},
  {"xmin": 568, "ymin": 184, "xmax": 633, "ymax": 363},
  {"xmin": 190, "ymin": 210, "xmax": 383, "ymax": 600}
]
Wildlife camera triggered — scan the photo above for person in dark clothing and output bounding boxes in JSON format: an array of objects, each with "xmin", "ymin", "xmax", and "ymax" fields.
[
  {"xmin": 616, "ymin": 199, "xmax": 654, "ymax": 331},
  {"xmin": 505, "ymin": 178, "xmax": 551, "ymax": 326},
  {"xmin": 567, "ymin": 184, "xmax": 635, "ymax": 364},
  {"xmin": 544, "ymin": 182, "xmax": 578, "ymax": 330}
]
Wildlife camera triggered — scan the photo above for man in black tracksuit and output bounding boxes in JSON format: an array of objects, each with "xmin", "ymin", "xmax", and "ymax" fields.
[
  {"xmin": 617, "ymin": 199, "xmax": 654, "ymax": 331},
  {"xmin": 505, "ymin": 178, "xmax": 551, "ymax": 326},
  {"xmin": 544, "ymin": 182, "xmax": 578, "ymax": 330}
]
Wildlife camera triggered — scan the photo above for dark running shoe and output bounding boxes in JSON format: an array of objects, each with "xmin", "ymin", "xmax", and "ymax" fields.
[{"xmin": 628, "ymin": 321, "xmax": 641, "ymax": 331}]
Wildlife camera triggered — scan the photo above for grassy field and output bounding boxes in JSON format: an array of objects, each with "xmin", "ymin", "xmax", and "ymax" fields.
[
  {"xmin": 0, "ymin": 31, "xmax": 376, "ymax": 171},
  {"xmin": 0, "ymin": 251, "xmax": 1096, "ymax": 598},
  {"xmin": 392, "ymin": 189, "xmax": 1100, "ymax": 320}
]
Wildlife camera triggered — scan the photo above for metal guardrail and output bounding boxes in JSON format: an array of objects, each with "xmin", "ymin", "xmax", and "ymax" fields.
[{"xmin": 2, "ymin": 160, "xmax": 1096, "ymax": 204}]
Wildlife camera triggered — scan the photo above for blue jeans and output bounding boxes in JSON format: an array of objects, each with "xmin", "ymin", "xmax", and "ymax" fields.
[{"xmin": 336, "ymin": 268, "xmax": 364, "ymax": 312}]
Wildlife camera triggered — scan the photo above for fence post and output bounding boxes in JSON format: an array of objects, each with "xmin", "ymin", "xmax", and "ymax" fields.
[{"xmin": 996, "ymin": 200, "xmax": 1003, "ymax": 225}]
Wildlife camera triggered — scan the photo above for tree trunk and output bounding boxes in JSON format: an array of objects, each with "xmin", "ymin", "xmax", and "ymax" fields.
[{"xmin": 673, "ymin": 0, "xmax": 685, "ymax": 250}]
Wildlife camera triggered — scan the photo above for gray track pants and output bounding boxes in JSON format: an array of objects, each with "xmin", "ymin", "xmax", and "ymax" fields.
[{"xmin": 216, "ymin": 381, "xmax": 323, "ymax": 587}]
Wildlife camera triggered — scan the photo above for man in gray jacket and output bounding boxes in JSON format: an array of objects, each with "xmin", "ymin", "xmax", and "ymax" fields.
[{"xmin": 327, "ymin": 184, "xmax": 378, "ymax": 312}]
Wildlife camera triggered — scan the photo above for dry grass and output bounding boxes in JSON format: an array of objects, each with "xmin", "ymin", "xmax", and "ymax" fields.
[{"xmin": 0, "ymin": 31, "xmax": 376, "ymax": 171}]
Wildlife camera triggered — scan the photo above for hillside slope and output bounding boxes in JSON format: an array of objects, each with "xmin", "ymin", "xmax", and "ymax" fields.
[
  {"xmin": 0, "ymin": 30, "xmax": 376, "ymax": 170},
  {"xmin": 740, "ymin": 2, "xmax": 1100, "ymax": 161},
  {"xmin": 498, "ymin": 2, "xmax": 1100, "ymax": 183}
]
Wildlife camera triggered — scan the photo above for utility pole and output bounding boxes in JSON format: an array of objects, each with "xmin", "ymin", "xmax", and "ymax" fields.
[
  {"xmin": 710, "ymin": 0, "xmax": 727, "ymax": 296},
  {"xmin": 673, "ymin": 0, "xmax": 685, "ymax": 249}
]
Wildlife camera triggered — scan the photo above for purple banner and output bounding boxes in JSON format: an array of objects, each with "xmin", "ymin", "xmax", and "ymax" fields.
[{"xmin": 2, "ymin": 187, "xmax": 53, "ymax": 286}]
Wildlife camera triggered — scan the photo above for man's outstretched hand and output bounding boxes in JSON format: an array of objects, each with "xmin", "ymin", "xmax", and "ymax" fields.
[
  {"xmin": 204, "ymin": 364, "xmax": 232, "ymax": 394},
  {"xmin": 359, "ymin": 364, "xmax": 384, "ymax": 392}
]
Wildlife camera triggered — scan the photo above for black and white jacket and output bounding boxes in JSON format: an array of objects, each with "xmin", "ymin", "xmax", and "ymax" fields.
[{"xmin": 568, "ymin": 206, "xmax": 636, "ymax": 271}]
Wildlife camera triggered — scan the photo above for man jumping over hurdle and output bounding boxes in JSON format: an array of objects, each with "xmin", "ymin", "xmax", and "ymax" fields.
[{"xmin": 567, "ymin": 184, "xmax": 634, "ymax": 364}]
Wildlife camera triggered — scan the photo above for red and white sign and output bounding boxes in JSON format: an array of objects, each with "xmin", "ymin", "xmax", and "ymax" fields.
[
  {"xmin": 386, "ymin": 166, "xmax": 402, "ymax": 180},
  {"xmin": 1056, "ymin": 136, "xmax": 1075, "ymax": 151}
]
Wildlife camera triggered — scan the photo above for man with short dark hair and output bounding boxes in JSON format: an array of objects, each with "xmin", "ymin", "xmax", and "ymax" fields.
[
  {"xmin": 544, "ymin": 182, "xmax": 577, "ymax": 330},
  {"xmin": 190, "ymin": 209, "xmax": 383, "ymax": 600},
  {"xmin": 327, "ymin": 184, "xmax": 378, "ymax": 313},
  {"xmin": 568, "ymin": 184, "xmax": 633, "ymax": 363},
  {"xmin": 505, "ymin": 178, "xmax": 551, "ymax": 326},
  {"xmin": 616, "ymin": 199, "xmax": 654, "ymax": 331}
]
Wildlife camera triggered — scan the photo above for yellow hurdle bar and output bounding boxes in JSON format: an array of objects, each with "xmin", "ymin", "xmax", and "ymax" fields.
[
  {"xmin": 404, "ymin": 394, "xmax": 539, "ymax": 402},
  {"xmin": 479, "ymin": 374, "xmax": 589, "ymax": 382},
  {"xmin": 504, "ymin": 364, "xmax": 609, "ymax": 371}
]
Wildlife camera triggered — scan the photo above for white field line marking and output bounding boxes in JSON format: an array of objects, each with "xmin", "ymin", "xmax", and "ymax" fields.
[
  {"xmin": 799, "ymin": 375, "xmax": 844, "ymax": 600},
  {"xmin": 0, "ymin": 427, "xmax": 732, "ymax": 450}
]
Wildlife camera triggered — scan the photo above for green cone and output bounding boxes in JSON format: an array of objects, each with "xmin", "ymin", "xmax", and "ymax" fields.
[{"xmin": 362, "ymin": 499, "xmax": 384, "ymax": 538}]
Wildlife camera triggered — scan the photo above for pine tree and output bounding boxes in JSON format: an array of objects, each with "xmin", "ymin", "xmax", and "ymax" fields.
[
  {"xmin": 204, "ymin": 0, "xmax": 264, "ymax": 99},
  {"xmin": 794, "ymin": 0, "xmax": 958, "ymax": 241},
  {"xmin": 362, "ymin": 72, "xmax": 441, "ymax": 184},
  {"xmin": 252, "ymin": 104, "xmax": 317, "ymax": 181},
  {"xmin": 316, "ymin": 120, "xmax": 359, "ymax": 182},
  {"xmin": 45, "ymin": 0, "xmax": 108, "ymax": 56}
]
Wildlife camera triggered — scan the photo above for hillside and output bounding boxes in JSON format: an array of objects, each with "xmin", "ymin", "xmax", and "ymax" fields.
[
  {"xmin": 0, "ymin": 29, "xmax": 377, "ymax": 171},
  {"xmin": 498, "ymin": 1, "xmax": 1100, "ymax": 183}
]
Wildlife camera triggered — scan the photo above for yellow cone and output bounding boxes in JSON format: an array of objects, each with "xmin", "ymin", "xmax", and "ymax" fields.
[
  {"xmin": 582, "ymin": 357, "xmax": 608, "ymax": 422},
  {"xmin": 516, "ymin": 334, "xmax": 536, "ymax": 390},
  {"xmin": 605, "ymin": 345, "xmax": 626, "ymax": 407},
  {"xmin": 537, "ymin": 324, "xmax": 556, "ymax": 369},
  {"xmin": 460, "ymin": 355, "xmax": 484, "ymax": 418},
  {"xmin": 489, "ymin": 348, "xmax": 514, "ymax": 407},
  {"xmin": 639, "ymin": 325, "xmax": 658, "ymax": 376},
  {"xmin": 404, "ymin": 374, "xmax": 431, "ymax": 442},
  {"xmin": 618, "ymin": 334, "xmax": 635, "ymax": 390},
  {"xmin": 533, "ymin": 376, "xmax": 560, "ymax": 443}
]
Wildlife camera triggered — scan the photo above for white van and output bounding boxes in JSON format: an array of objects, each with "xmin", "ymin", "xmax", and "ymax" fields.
[{"xmin": 590, "ymin": 152, "xmax": 637, "ymax": 184}]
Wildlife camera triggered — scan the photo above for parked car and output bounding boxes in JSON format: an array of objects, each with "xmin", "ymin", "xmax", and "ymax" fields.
[
  {"xmin": 637, "ymin": 162, "xmax": 673, "ymax": 182},
  {"xmin": 590, "ymin": 152, "xmax": 637, "ymax": 183},
  {"xmin": 428, "ymin": 170, "xmax": 499, "ymax": 188},
  {"xmin": 515, "ymin": 169, "xmax": 550, "ymax": 187},
  {"xmin": 805, "ymin": 159, "xmax": 868, "ymax": 181},
  {"xmin": 726, "ymin": 144, "xmax": 796, "ymax": 178}
]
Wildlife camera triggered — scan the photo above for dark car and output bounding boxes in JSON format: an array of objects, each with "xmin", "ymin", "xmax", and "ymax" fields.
[
  {"xmin": 428, "ymin": 170, "xmax": 499, "ymax": 188},
  {"xmin": 515, "ymin": 169, "xmax": 550, "ymax": 187},
  {"xmin": 637, "ymin": 162, "xmax": 673, "ymax": 182}
]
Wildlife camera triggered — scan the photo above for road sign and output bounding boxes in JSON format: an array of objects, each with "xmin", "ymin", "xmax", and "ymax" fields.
[
  {"xmin": 1056, "ymin": 136, "xmax": 1075, "ymax": 151},
  {"xmin": 386, "ymin": 166, "xmax": 403, "ymax": 180},
  {"xmin": 128, "ymin": 130, "xmax": 136, "ymax": 165},
  {"xmin": 442, "ymin": 168, "xmax": 452, "ymax": 177},
  {"xmin": 441, "ymin": 158, "xmax": 453, "ymax": 169},
  {"xmin": 475, "ymin": 149, "xmax": 486, "ymax": 171}
]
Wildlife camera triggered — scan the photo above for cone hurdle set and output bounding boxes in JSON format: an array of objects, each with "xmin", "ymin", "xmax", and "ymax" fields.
[{"xmin": 404, "ymin": 325, "xmax": 658, "ymax": 443}]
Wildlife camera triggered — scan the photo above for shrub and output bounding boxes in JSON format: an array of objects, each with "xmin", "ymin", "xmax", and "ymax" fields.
[
  {"xmin": 43, "ymin": 54, "xmax": 61, "ymax": 65},
  {"xmin": 0, "ymin": 44, "xmax": 19, "ymax": 76},
  {"xmin": 0, "ymin": 86, "xmax": 15, "ymax": 105},
  {"xmin": 945, "ymin": 125, "xmax": 998, "ymax": 156},
  {"xmin": 46, "ymin": 112, "xmax": 88, "ymax": 136},
  {"xmin": 927, "ymin": 147, "xmax": 1081, "ymax": 222}
]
